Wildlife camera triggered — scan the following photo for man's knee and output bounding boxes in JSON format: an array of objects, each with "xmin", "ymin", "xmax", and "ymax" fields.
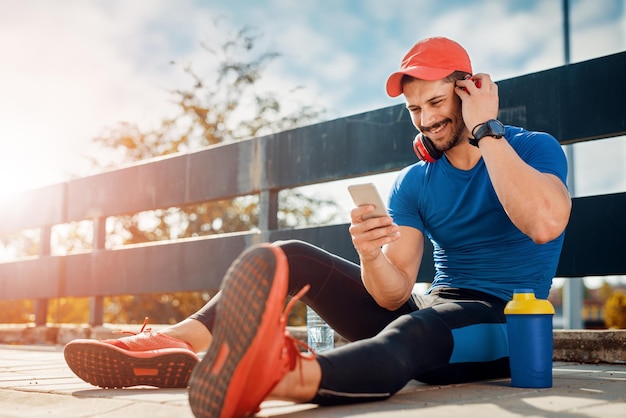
[{"xmin": 272, "ymin": 239, "xmax": 314, "ymax": 256}]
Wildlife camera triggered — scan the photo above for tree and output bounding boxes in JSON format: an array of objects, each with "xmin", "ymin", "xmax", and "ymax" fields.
[
  {"xmin": 89, "ymin": 25, "xmax": 334, "ymax": 246},
  {"xmin": 0, "ymin": 299, "xmax": 34, "ymax": 323},
  {"xmin": 598, "ymin": 281, "xmax": 614, "ymax": 303},
  {"xmin": 1, "ymin": 25, "xmax": 340, "ymax": 325},
  {"xmin": 604, "ymin": 290, "xmax": 626, "ymax": 329},
  {"xmin": 67, "ymin": 24, "xmax": 337, "ymax": 325},
  {"xmin": 90, "ymin": 25, "xmax": 324, "ymax": 165}
]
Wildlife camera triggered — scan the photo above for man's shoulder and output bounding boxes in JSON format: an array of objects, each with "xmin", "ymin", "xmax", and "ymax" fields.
[
  {"xmin": 400, "ymin": 160, "xmax": 429, "ymax": 177},
  {"xmin": 505, "ymin": 125, "xmax": 559, "ymax": 147}
]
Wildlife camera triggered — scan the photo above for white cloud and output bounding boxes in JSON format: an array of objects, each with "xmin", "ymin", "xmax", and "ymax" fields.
[
  {"xmin": 570, "ymin": 0, "xmax": 626, "ymax": 62},
  {"xmin": 0, "ymin": 0, "xmax": 623, "ymax": 196},
  {"xmin": 0, "ymin": 0, "xmax": 219, "ymax": 190}
]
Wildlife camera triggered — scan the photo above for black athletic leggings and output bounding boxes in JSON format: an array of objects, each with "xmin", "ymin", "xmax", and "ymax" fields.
[{"xmin": 190, "ymin": 240, "xmax": 511, "ymax": 405}]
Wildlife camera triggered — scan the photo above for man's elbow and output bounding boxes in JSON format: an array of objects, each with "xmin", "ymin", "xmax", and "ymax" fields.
[
  {"xmin": 529, "ymin": 215, "xmax": 570, "ymax": 244},
  {"xmin": 531, "ymin": 231, "xmax": 560, "ymax": 245},
  {"xmin": 374, "ymin": 294, "xmax": 410, "ymax": 311},
  {"xmin": 530, "ymin": 198, "xmax": 572, "ymax": 244}
]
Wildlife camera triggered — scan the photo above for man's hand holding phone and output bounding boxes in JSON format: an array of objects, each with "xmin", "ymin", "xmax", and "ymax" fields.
[{"xmin": 348, "ymin": 183, "xmax": 400, "ymax": 261}]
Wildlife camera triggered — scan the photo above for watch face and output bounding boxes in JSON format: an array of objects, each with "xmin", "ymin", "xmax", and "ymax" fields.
[{"xmin": 487, "ymin": 120, "xmax": 506, "ymax": 136}]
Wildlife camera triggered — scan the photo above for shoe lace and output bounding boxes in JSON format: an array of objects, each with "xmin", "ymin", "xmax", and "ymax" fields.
[
  {"xmin": 113, "ymin": 316, "xmax": 152, "ymax": 336},
  {"xmin": 281, "ymin": 285, "xmax": 317, "ymax": 384}
]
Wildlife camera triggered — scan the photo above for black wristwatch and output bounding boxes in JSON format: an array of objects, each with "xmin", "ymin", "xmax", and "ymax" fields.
[{"xmin": 468, "ymin": 119, "xmax": 505, "ymax": 147}]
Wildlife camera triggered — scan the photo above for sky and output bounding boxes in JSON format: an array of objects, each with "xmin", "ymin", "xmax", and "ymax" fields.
[
  {"xmin": 0, "ymin": 0, "xmax": 624, "ymax": 201},
  {"xmin": 0, "ymin": 0, "xmax": 624, "ymax": 288}
]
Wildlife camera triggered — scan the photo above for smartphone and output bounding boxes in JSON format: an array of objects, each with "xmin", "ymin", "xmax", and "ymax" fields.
[{"xmin": 348, "ymin": 183, "xmax": 389, "ymax": 220}]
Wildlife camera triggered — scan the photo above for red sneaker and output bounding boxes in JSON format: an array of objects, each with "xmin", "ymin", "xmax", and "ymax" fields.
[
  {"xmin": 188, "ymin": 244, "xmax": 313, "ymax": 418},
  {"xmin": 64, "ymin": 317, "xmax": 199, "ymax": 388}
]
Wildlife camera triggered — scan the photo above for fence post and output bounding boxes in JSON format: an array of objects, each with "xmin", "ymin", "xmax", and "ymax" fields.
[
  {"xmin": 89, "ymin": 217, "xmax": 106, "ymax": 327},
  {"xmin": 259, "ymin": 189, "xmax": 279, "ymax": 232},
  {"xmin": 33, "ymin": 299, "xmax": 48, "ymax": 326},
  {"xmin": 33, "ymin": 225, "xmax": 53, "ymax": 326},
  {"xmin": 562, "ymin": 145, "xmax": 584, "ymax": 329}
]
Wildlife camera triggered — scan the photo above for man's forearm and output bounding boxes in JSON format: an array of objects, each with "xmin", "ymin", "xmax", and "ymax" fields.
[{"xmin": 361, "ymin": 252, "xmax": 414, "ymax": 311}]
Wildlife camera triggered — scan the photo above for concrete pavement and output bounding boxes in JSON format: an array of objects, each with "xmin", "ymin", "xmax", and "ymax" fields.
[{"xmin": 0, "ymin": 343, "xmax": 624, "ymax": 417}]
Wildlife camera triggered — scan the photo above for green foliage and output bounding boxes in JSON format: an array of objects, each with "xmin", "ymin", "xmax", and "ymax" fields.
[
  {"xmin": 81, "ymin": 24, "xmax": 334, "ymax": 325},
  {"xmin": 0, "ymin": 300, "xmax": 34, "ymax": 323},
  {"xmin": 0, "ymin": 229, "xmax": 40, "ymax": 261},
  {"xmin": 107, "ymin": 197, "xmax": 260, "ymax": 247},
  {"xmin": 598, "ymin": 281, "xmax": 614, "ymax": 303},
  {"xmin": 89, "ymin": 24, "xmax": 325, "ymax": 167},
  {"xmin": 0, "ymin": 23, "xmax": 337, "ymax": 326},
  {"xmin": 603, "ymin": 290, "xmax": 626, "ymax": 329},
  {"xmin": 47, "ymin": 297, "xmax": 91, "ymax": 323},
  {"xmin": 287, "ymin": 300, "xmax": 307, "ymax": 327},
  {"xmin": 104, "ymin": 292, "xmax": 213, "ymax": 325}
]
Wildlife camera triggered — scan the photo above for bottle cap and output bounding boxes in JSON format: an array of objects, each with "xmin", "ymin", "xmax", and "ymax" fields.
[{"xmin": 504, "ymin": 289, "xmax": 555, "ymax": 315}]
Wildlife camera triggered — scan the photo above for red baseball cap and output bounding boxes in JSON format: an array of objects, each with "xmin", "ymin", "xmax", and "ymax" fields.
[{"xmin": 386, "ymin": 37, "xmax": 472, "ymax": 97}]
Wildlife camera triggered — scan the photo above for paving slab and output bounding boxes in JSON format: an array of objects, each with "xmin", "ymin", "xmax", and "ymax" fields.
[{"xmin": 0, "ymin": 344, "xmax": 624, "ymax": 417}]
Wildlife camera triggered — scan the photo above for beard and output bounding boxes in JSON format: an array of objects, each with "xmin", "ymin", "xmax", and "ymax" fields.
[{"xmin": 420, "ymin": 111, "xmax": 466, "ymax": 154}]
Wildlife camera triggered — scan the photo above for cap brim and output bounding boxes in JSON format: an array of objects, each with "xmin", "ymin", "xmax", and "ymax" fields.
[{"xmin": 385, "ymin": 67, "xmax": 456, "ymax": 97}]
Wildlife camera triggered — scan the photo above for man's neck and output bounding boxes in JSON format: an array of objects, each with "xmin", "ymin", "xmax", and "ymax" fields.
[{"xmin": 444, "ymin": 137, "xmax": 482, "ymax": 170}]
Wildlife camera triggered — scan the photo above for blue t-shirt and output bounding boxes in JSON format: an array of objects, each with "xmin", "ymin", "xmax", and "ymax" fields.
[{"xmin": 388, "ymin": 126, "xmax": 568, "ymax": 301}]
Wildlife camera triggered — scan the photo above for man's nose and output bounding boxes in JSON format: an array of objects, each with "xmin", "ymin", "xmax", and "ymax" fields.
[{"xmin": 420, "ymin": 110, "xmax": 437, "ymax": 130}]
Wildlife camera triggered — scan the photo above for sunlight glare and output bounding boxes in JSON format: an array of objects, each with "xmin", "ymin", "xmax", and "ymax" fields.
[{"xmin": 0, "ymin": 141, "xmax": 66, "ymax": 201}]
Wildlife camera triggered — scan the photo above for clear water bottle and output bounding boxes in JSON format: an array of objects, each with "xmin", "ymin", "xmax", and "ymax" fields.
[{"xmin": 306, "ymin": 306, "xmax": 334, "ymax": 353}]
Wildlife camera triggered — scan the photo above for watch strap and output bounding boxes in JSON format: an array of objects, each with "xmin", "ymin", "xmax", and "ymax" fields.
[{"xmin": 469, "ymin": 119, "xmax": 504, "ymax": 147}]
